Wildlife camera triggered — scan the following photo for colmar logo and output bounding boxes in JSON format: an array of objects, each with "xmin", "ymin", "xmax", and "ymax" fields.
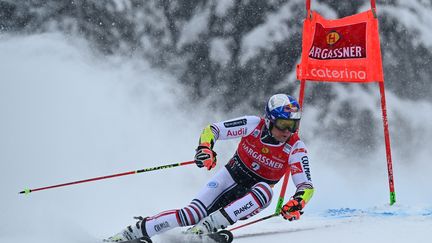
[
  {"xmin": 301, "ymin": 156, "xmax": 312, "ymax": 181},
  {"xmin": 290, "ymin": 162, "xmax": 303, "ymax": 175},
  {"xmin": 154, "ymin": 221, "xmax": 170, "ymax": 232},
  {"xmin": 227, "ymin": 127, "xmax": 247, "ymax": 137}
]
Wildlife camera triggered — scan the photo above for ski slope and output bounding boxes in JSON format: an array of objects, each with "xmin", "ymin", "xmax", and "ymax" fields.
[{"xmin": 1, "ymin": 34, "xmax": 431, "ymax": 243}]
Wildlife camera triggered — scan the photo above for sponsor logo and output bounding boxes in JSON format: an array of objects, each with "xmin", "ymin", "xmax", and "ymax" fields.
[
  {"xmin": 227, "ymin": 127, "xmax": 247, "ymax": 137},
  {"xmin": 301, "ymin": 156, "xmax": 312, "ymax": 181},
  {"xmin": 224, "ymin": 119, "xmax": 247, "ymax": 128},
  {"xmin": 261, "ymin": 147, "xmax": 269, "ymax": 154},
  {"xmin": 290, "ymin": 162, "xmax": 303, "ymax": 175},
  {"xmin": 283, "ymin": 144, "xmax": 292, "ymax": 154},
  {"xmin": 234, "ymin": 201, "xmax": 255, "ymax": 217},
  {"xmin": 309, "ymin": 66, "xmax": 367, "ymax": 81},
  {"xmin": 309, "ymin": 22, "xmax": 366, "ymax": 60},
  {"xmin": 309, "ymin": 46, "xmax": 363, "ymax": 59},
  {"xmin": 326, "ymin": 31, "xmax": 340, "ymax": 45},
  {"xmin": 242, "ymin": 143, "xmax": 283, "ymax": 169},
  {"xmin": 207, "ymin": 181, "xmax": 219, "ymax": 188},
  {"xmin": 284, "ymin": 104, "xmax": 298, "ymax": 112},
  {"xmin": 292, "ymin": 148, "xmax": 307, "ymax": 155},
  {"xmin": 154, "ymin": 221, "xmax": 170, "ymax": 232},
  {"xmin": 252, "ymin": 130, "xmax": 260, "ymax": 137}
]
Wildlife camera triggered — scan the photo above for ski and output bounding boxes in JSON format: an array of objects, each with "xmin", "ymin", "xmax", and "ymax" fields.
[
  {"xmin": 103, "ymin": 236, "xmax": 152, "ymax": 243},
  {"xmin": 181, "ymin": 229, "xmax": 234, "ymax": 243},
  {"xmin": 104, "ymin": 229, "xmax": 233, "ymax": 243}
]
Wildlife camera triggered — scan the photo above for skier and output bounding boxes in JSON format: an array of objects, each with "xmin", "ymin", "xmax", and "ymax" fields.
[{"xmin": 105, "ymin": 94, "xmax": 314, "ymax": 242}]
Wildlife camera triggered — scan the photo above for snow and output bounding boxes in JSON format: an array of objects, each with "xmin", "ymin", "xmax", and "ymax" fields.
[
  {"xmin": 210, "ymin": 38, "xmax": 232, "ymax": 66},
  {"xmin": 230, "ymin": 207, "xmax": 432, "ymax": 243},
  {"xmin": 380, "ymin": 0, "xmax": 432, "ymax": 48},
  {"xmin": 240, "ymin": 3, "xmax": 294, "ymax": 64},
  {"xmin": 177, "ymin": 8, "xmax": 210, "ymax": 49},
  {"xmin": 240, "ymin": 0, "xmax": 337, "ymax": 65},
  {"xmin": 215, "ymin": 0, "xmax": 235, "ymax": 17},
  {"xmin": 1, "ymin": 33, "xmax": 431, "ymax": 243}
]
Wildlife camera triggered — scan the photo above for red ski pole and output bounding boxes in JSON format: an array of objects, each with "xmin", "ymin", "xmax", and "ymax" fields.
[
  {"xmin": 229, "ymin": 171, "xmax": 291, "ymax": 232},
  {"xmin": 229, "ymin": 213, "xmax": 278, "ymax": 232},
  {"xmin": 274, "ymin": 170, "xmax": 291, "ymax": 214},
  {"xmin": 19, "ymin": 160, "xmax": 195, "ymax": 195}
]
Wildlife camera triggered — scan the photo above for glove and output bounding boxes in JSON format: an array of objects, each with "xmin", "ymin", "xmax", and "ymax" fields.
[
  {"xmin": 281, "ymin": 198, "xmax": 305, "ymax": 221},
  {"xmin": 194, "ymin": 145, "xmax": 217, "ymax": 170}
]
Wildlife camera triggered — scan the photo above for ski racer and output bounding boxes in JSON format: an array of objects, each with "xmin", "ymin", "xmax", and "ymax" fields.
[{"xmin": 105, "ymin": 94, "xmax": 314, "ymax": 242}]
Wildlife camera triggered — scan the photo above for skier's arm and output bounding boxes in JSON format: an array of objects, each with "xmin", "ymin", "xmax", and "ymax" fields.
[
  {"xmin": 194, "ymin": 116, "xmax": 261, "ymax": 170},
  {"xmin": 194, "ymin": 125, "xmax": 217, "ymax": 170},
  {"xmin": 198, "ymin": 125, "xmax": 216, "ymax": 149},
  {"xmin": 281, "ymin": 141, "xmax": 314, "ymax": 221},
  {"xmin": 209, "ymin": 116, "xmax": 261, "ymax": 140}
]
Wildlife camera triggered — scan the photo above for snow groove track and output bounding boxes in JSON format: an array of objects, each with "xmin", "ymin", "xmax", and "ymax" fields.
[
  {"xmin": 229, "ymin": 206, "xmax": 432, "ymax": 243},
  {"xmin": 234, "ymin": 224, "xmax": 335, "ymax": 239}
]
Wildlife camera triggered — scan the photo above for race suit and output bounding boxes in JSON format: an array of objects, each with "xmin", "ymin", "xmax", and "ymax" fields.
[{"xmin": 142, "ymin": 116, "xmax": 314, "ymax": 237}]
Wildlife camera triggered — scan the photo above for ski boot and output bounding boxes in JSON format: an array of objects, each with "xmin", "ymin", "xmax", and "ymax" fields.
[
  {"xmin": 104, "ymin": 217, "xmax": 152, "ymax": 243},
  {"xmin": 185, "ymin": 209, "xmax": 234, "ymax": 243},
  {"xmin": 187, "ymin": 209, "xmax": 234, "ymax": 234}
]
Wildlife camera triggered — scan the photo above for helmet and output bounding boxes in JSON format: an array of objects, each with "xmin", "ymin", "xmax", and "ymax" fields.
[{"xmin": 265, "ymin": 94, "xmax": 301, "ymax": 133}]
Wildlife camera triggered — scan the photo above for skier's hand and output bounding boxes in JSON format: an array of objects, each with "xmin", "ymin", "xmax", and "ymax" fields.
[
  {"xmin": 281, "ymin": 198, "xmax": 305, "ymax": 221},
  {"xmin": 281, "ymin": 210, "xmax": 303, "ymax": 221},
  {"xmin": 194, "ymin": 145, "xmax": 217, "ymax": 170}
]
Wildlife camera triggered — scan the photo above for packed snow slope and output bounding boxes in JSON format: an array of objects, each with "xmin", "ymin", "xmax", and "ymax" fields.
[{"xmin": 0, "ymin": 34, "xmax": 431, "ymax": 243}]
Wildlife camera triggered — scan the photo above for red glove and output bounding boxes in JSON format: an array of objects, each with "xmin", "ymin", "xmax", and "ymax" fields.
[
  {"xmin": 281, "ymin": 198, "xmax": 305, "ymax": 221},
  {"xmin": 194, "ymin": 145, "xmax": 217, "ymax": 170}
]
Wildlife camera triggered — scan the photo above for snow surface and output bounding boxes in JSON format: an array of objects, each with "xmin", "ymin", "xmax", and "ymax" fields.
[{"xmin": 0, "ymin": 33, "xmax": 431, "ymax": 243}]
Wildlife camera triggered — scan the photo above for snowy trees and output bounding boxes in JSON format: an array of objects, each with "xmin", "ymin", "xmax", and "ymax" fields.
[{"xmin": 1, "ymin": 0, "xmax": 431, "ymax": 148}]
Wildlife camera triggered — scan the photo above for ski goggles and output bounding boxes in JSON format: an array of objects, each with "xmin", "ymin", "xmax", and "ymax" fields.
[{"xmin": 274, "ymin": 119, "xmax": 300, "ymax": 133}]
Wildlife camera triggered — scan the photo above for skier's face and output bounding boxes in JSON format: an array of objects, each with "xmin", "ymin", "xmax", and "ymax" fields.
[{"xmin": 271, "ymin": 126, "xmax": 292, "ymax": 143}]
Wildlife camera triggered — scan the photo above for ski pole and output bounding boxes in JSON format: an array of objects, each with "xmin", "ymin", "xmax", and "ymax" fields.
[
  {"xmin": 274, "ymin": 170, "xmax": 291, "ymax": 214},
  {"xmin": 229, "ymin": 170, "xmax": 291, "ymax": 232},
  {"xmin": 229, "ymin": 213, "xmax": 278, "ymax": 232},
  {"xmin": 19, "ymin": 160, "xmax": 195, "ymax": 195}
]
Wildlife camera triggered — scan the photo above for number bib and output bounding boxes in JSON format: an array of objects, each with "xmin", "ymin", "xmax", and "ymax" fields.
[{"xmin": 236, "ymin": 119, "xmax": 298, "ymax": 181}]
